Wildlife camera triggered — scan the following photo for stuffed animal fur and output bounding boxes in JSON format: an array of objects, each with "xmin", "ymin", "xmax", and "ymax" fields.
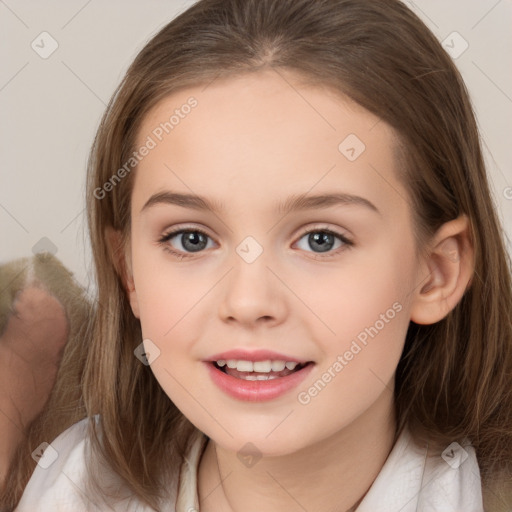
[{"xmin": 0, "ymin": 252, "xmax": 91, "ymax": 496}]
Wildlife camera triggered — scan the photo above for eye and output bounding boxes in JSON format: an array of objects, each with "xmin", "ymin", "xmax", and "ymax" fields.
[
  {"xmin": 158, "ymin": 227, "xmax": 215, "ymax": 257},
  {"xmin": 158, "ymin": 225, "xmax": 353, "ymax": 259},
  {"xmin": 294, "ymin": 226, "xmax": 353, "ymax": 258}
]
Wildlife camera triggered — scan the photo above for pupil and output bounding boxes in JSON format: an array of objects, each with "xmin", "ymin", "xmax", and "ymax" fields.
[
  {"xmin": 309, "ymin": 232, "xmax": 334, "ymax": 253},
  {"xmin": 183, "ymin": 232, "xmax": 207, "ymax": 252}
]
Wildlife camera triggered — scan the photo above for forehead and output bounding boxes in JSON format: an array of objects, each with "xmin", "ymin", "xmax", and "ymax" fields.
[
  {"xmin": 132, "ymin": 69, "xmax": 407, "ymax": 219},
  {"xmin": 137, "ymin": 69, "xmax": 394, "ymax": 149}
]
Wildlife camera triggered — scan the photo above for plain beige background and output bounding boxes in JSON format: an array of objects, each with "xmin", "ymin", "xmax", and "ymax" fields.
[{"xmin": 1, "ymin": 0, "xmax": 511, "ymax": 291}]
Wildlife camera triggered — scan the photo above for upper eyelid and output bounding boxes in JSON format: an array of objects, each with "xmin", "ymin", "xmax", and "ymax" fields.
[
  {"xmin": 160, "ymin": 225, "xmax": 214, "ymax": 242},
  {"xmin": 161, "ymin": 223, "xmax": 351, "ymax": 237}
]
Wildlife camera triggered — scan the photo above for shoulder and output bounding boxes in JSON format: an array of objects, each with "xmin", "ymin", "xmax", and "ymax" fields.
[
  {"xmin": 420, "ymin": 437, "xmax": 484, "ymax": 511},
  {"xmin": 14, "ymin": 416, "xmax": 165, "ymax": 512},
  {"xmin": 356, "ymin": 427, "xmax": 484, "ymax": 512},
  {"xmin": 15, "ymin": 417, "xmax": 91, "ymax": 512}
]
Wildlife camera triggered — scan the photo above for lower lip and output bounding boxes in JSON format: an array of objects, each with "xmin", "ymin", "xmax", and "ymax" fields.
[{"xmin": 204, "ymin": 361, "xmax": 315, "ymax": 402}]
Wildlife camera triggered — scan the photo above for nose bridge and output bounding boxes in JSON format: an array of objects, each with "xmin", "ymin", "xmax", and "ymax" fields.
[{"xmin": 218, "ymin": 235, "xmax": 286, "ymax": 324}]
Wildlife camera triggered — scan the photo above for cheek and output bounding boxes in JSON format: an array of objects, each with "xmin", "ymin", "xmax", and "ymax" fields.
[
  {"xmin": 130, "ymin": 244, "xmax": 203, "ymax": 340},
  {"xmin": 336, "ymin": 265, "xmax": 407, "ymax": 343},
  {"xmin": 294, "ymin": 264, "xmax": 411, "ymax": 440},
  {"xmin": 299, "ymin": 247, "xmax": 414, "ymax": 349},
  {"xmin": 132, "ymin": 263, "xmax": 206, "ymax": 408},
  {"xmin": 295, "ymin": 240, "xmax": 415, "ymax": 409}
]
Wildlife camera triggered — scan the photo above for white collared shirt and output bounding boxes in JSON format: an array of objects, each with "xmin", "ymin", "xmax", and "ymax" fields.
[{"xmin": 15, "ymin": 417, "xmax": 484, "ymax": 511}]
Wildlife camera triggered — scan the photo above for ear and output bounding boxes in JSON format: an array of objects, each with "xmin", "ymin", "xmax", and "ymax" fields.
[
  {"xmin": 105, "ymin": 226, "xmax": 140, "ymax": 319},
  {"xmin": 410, "ymin": 215, "xmax": 474, "ymax": 325}
]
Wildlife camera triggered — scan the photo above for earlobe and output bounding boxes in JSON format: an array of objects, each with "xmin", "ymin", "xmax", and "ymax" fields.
[
  {"xmin": 410, "ymin": 215, "xmax": 474, "ymax": 325},
  {"xmin": 105, "ymin": 226, "xmax": 140, "ymax": 319}
]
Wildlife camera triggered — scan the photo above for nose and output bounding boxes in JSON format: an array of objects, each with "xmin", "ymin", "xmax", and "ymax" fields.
[{"xmin": 218, "ymin": 248, "xmax": 288, "ymax": 328}]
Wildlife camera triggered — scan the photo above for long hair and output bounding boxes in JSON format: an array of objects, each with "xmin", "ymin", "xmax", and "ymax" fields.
[{"xmin": 2, "ymin": 0, "xmax": 511, "ymax": 510}]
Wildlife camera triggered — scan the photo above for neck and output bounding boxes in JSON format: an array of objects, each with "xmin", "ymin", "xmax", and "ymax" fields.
[{"xmin": 198, "ymin": 387, "xmax": 396, "ymax": 512}]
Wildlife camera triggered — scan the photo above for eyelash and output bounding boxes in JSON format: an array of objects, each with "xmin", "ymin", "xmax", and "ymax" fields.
[{"xmin": 157, "ymin": 225, "xmax": 354, "ymax": 260}]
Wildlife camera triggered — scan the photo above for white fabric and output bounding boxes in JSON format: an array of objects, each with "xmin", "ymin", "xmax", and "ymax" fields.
[
  {"xmin": 15, "ymin": 417, "xmax": 484, "ymax": 511},
  {"xmin": 14, "ymin": 416, "xmax": 166, "ymax": 512}
]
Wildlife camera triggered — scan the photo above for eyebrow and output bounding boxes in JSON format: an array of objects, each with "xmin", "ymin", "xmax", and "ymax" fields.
[{"xmin": 140, "ymin": 191, "xmax": 380, "ymax": 216}]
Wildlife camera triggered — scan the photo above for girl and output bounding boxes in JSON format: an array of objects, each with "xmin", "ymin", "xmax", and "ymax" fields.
[{"xmin": 2, "ymin": 0, "xmax": 512, "ymax": 510}]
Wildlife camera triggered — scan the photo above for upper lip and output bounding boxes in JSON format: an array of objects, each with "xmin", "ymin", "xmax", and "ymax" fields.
[{"xmin": 206, "ymin": 349, "xmax": 311, "ymax": 364}]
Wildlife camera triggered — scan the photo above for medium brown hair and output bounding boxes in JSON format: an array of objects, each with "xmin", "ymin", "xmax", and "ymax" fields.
[{"xmin": 2, "ymin": 0, "xmax": 511, "ymax": 510}]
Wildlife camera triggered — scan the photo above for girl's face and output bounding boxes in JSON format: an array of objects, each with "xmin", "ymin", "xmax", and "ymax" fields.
[{"xmin": 125, "ymin": 69, "xmax": 424, "ymax": 456}]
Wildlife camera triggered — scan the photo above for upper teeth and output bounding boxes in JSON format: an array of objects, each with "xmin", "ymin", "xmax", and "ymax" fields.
[{"xmin": 216, "ymin": 359, "xmax": 300, "ymax": 372}]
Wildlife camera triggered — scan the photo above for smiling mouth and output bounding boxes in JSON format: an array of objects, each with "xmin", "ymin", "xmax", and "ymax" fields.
[{"xmin": 212, "ymin": 361, "xmax": 313, "ymax": 380}]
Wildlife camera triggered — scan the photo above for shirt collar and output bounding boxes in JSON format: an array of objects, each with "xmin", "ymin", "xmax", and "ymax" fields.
[{"xmin": 175, "ymin": 426, "xmax": 484, "ymax": 512}]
